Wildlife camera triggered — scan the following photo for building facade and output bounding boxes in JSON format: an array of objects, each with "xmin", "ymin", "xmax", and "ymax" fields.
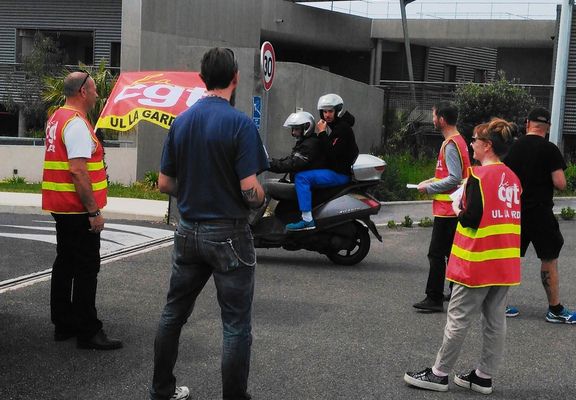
[{"xmin": 0, "ymin": 0, "xmax": 574, "ymax": 181}]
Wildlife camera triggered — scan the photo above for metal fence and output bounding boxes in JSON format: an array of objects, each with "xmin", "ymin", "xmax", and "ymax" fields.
[
  {"xmin": 373, "ymin": 80, "xmax": 556, "ymax": 157},
  {"xmin": 299, "ymin": 1, "xmax": 559, "ymax": 20},
  {"xmin": 377, "ymin": 80, "xmax": 552, "ymax": 113}
]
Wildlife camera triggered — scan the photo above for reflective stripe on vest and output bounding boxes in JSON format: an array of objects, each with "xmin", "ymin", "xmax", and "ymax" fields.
[
  {"xmin": 451, "ymin": 244, "xmax": 520, "ymax": 262},
  {"xmin": 44, "ymin": 160, "xmax": 105, "ymax": 171},
  {"xmin": 431, "ymin": 193, "xmax": 453, "ymax": 202},
  {"xmin": 456, "ymin": 223, "xmax": 520, "ymax": 239},
  {"xmin": 42, "ymin": 179, "xmax": 108, "ymax": 192}
]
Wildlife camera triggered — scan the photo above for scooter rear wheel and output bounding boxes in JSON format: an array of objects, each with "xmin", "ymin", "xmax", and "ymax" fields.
[{"xmin": 326, "ymin": 222, "xmax": 371, "ymax": 266}]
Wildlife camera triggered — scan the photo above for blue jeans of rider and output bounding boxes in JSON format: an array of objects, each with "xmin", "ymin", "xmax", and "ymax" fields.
[
  {"xmin": 150, "ymin": 219, "xmax": 256, "ymax": 400},
  {"xmin": 294, "ymin": 169, "xmax": 350, "ymax": 212}
]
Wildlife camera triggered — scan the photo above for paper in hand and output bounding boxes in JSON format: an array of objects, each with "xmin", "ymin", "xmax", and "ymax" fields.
[
  {"xmin": 449, "ymin": 185, "xmax": 464, "ymax": 203},
  {"xmin": 406, "ymin": 184, "xmax": 419, "ymax": 189}
]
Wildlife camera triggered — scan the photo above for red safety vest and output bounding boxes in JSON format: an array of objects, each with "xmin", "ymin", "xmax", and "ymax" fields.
[
  {"xmin": 432, "ymin": 134, "xmax": 471, "ymax": 217},
  {"xmin": 42, "ymin": 106, "xmax": 107, "ymax": 214},
  {"xmin": 447, "ymin": 164, "xmax": 522, "ymax": 288}
]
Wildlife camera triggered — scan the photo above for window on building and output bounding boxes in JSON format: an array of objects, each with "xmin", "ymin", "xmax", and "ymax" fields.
[
  {"xmin": 110, "ymin": 42, "xmax": 121, "ymax": 68},
  {"xmin": 16, "ymin": 29, "xmax": 94, "ymax": 66},
  {"xmin": 443, "ymin": 64, "xmax": 457, "ymax": 82},
  {"xmin": 474, "ymin": 69, "xmax": 487, "ymax": 83},
  {"xmin": 0, "ymin": 105, "xmax": 18, "ymax": 137}
]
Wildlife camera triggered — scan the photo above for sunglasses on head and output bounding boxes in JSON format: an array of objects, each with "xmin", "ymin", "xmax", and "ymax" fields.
[{"xmin": 78, "ymin": 72, "xmax": 90, "ymax": 93}]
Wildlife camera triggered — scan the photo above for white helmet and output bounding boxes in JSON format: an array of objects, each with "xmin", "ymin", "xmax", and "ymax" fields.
[
  {"xmin": 317, "ymin": 93, "xmax": 344, "ymax": 117},
  {"xmin": 283, "ymin": 111, "xmax": 315, "ymax": 137}
]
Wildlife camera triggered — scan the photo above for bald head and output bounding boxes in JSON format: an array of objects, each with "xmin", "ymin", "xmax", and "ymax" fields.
[{"xmin": 64, "ymin": 71, "xmax": 90, "ymax": 97}]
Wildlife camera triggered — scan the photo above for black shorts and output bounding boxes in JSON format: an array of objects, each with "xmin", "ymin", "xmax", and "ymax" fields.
[{"xmin": 520, "ymin": 207, "xmax": 564, "ymax": 260}]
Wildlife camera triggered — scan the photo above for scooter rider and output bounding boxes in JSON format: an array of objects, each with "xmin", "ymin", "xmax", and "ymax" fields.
[
  {"xmin": 248, "ymin": 111, "xmax": 327, "ymax": 225},
  {"xmin": 286, "ymin": 94, "xmax": 359, "ymax": 231},
  {"xmin": 268, "ymin": 111, "xmax": 327, "ymax": 180}
]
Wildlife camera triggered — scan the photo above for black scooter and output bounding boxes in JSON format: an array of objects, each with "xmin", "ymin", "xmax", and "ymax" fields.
[{"xmin": 251, "ymin": 155, "xmax": 385, "ymax": 266}]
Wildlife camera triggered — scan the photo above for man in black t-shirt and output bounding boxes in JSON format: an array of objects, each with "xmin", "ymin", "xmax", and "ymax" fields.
[{"xmin": 504, "ymin": 107, "xmax": 575, "ymax": 324}]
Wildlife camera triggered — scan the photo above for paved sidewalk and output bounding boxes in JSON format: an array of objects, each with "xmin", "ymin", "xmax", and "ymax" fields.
[
  {"xmin": 0, "ymin": 192, "xmax": 169, "ymax": 222},
  {"xmin": 2, "ymin": 191, "xmax": 576, "ymax": 225},
  {"xmin": 375, "ymin": 197, "xmax": 576, "ymax": 226}
]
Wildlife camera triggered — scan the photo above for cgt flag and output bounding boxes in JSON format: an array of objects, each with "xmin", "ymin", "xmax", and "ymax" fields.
[{"xmin": 96, "ymin": 71, "xmax": 206, "ymax": 131}]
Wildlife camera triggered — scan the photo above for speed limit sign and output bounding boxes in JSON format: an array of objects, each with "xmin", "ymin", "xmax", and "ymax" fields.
[{"xmin": 260, "ymin": 41, "xmax": 276, "ymax": 91}]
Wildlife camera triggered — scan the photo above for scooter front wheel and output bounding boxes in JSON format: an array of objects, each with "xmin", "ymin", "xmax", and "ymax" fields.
[{"xmin": 326, "ymin": 222, "xmax": 371, "ymax": 266}]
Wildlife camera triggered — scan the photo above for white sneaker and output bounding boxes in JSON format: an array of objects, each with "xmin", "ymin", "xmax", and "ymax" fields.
[{"xmin": 170, "ymin": 386, "xmax": 190, "ymax": 400}]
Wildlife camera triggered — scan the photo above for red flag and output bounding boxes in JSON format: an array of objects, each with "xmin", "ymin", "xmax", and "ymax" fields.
[{"xmin": 96, "ymin": 71, "xmax": 206, "ymax": 131}]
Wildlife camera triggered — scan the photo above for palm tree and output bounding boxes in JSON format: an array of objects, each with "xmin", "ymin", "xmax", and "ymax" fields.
[{"xmin": 43, "ymin": 59, "xmax": 118, "ymax": 131}]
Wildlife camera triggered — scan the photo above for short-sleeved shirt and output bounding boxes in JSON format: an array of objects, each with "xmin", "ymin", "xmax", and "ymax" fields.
[
  {"xmin": 63, "ymin": 117, "xmax": 94, "ymax": 158},
  {"xmin": 160, "ymin": 96, "xmax": 269, "ymax": 221},
  {"xmin": 504, "ymin": 134, "xmax": 567, "ymax": 210}
]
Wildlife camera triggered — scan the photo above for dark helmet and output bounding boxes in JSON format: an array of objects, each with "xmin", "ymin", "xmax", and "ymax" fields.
[
  {"xmin": 317, "ymin": 93, "xmax": 344, "ymax": 119},
  {"xmin": 283, "ymin": 111, "xmax": 315, "ymax": 137}
]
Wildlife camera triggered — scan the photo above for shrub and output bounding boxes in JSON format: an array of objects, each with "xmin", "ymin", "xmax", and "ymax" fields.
[
  {"xmin": 565, "ymin": 164, "xmax": 576, "ymax": 192},
  {"xmin": 144, "ymin": 171, "xmax": 159, "ymax": 189},
  {"xmin": 560, "ymin": 207, "xmax": 575, "ymax": 220},
  {"xmin": 3, "ymin": 175, "xmax": 27, "ymax": 184},
  {"xmin": 402, "ymin": 215, "xmax": 413, "ymax": 228},
  {"xmin": 387, "ymin": 220, "xmax": 398, "ymax": 229},
  {"xmin": 419, "ymin": 216, "xmax": 433, "ymax": 227},
  {"xmin": 455, "ymin": 72, "xmax": 537, "ymax": 139}
]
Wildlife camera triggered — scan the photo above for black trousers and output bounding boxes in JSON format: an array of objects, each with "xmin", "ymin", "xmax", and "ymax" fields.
[
  {"xmin": 425, "ymin": 216, "xmax": 458, "ymax": 302},
  {"xmin": 51, "ymin": 213, "xmax": 102, "ymax": 340}
]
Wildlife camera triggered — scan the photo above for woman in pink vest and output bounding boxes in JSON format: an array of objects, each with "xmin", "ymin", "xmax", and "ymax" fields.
[{"xmin": 404, "ymin": 118, "xmax": 521, "ymax": 395}]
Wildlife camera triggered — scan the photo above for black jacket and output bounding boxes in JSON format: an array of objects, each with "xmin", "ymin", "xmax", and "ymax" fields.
[
  {"xmin": 323, "ymin": 111, "xmax": 359, "ymax": 175},
  {"xmin": 268, "ymin": 132, "xmax": 328, "ymax": 180}
]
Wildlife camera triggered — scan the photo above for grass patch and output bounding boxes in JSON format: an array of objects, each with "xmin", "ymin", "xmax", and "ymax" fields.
[
  {"xmin": 371, "ymin": 153, "xmax": 436, "ymax": 201},
  {"xmin": 0, "ymin": 181, "xmax": 168, "ymax": 201}
]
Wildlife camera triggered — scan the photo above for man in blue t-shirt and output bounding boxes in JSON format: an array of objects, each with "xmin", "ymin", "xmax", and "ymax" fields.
[{"xmin": 150, "ymin": 48, "xmax": 268, "ymax": 400}]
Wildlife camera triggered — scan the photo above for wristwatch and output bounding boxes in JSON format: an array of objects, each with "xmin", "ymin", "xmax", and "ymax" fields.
[{"xmin": 87, "ymin": 209, "xmax": 101, "ymax": 218}]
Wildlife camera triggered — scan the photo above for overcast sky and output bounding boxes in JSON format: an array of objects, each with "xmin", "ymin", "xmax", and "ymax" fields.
[{"xmin": 299, "ymin": 1, "xmax": 563, "ymax": 19}]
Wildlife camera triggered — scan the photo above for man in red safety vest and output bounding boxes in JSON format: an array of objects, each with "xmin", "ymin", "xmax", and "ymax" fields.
[
  {"xmin": 413, "ymin": 101, "xmax": 471, "ymax": 312},
  {"xmin": 42, "ymin": 71, "xmax": 121, "ymax": 350}
]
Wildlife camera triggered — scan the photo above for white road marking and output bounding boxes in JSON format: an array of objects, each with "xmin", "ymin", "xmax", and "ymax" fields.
[{"xmin": 0, "ymin": 221, "xmax": 173, "ymax": 254}]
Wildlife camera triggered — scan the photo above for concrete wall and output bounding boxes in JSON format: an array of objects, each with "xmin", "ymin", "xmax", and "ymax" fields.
[
  {"xmin": 0, "ymin": 146, "xmax": 137, "ymax": 184},
  {"xmin": 265, "ymin": 62, "xmax": 384, "ymax": 159},
  {"xmin": 122, "ymin": 0, "xmax": 264, "ymax": 179},
  {"xmin": 372, "ymin": 19, "xmax": 556, "ymax": 48},
  {"xmin": 261, "ymin": 0, "xmax": 372, "ymax": 51}
]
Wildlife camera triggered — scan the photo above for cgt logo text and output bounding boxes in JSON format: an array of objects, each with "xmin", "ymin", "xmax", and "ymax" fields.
[
  {"xmin": 493, "ymin": 172, "xmax": 521, "ymax": 219},
  {"xmin": 497, "ymin": 172, "xmax": 520, "ymax": 208}
]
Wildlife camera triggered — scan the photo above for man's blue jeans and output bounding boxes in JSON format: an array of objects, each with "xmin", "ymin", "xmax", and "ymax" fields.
[
  {"xmin": 150, "ymin": 219, "xmax": 256, "ymax": 400},
  {"xmin": 294, "ymin": 169, "xmax": 351, "ymax": 212}
]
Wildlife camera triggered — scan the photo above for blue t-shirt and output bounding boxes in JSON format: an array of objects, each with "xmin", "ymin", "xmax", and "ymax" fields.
[{"xmin": 161, "ymin": 96, "xmax": 269, "ymax": 221}]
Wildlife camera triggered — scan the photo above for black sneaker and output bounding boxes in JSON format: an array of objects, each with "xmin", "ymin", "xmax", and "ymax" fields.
[
  {"xmin": 413, "ymin": 297, "xmax": 443, "ymax": 312},
  {"xmin": 404, "ymin": 368, "xmax": 449, "ymax": 392},
  {"xmin": 454, "ymin": 370, "xmax": 493, "ymax": 394}
]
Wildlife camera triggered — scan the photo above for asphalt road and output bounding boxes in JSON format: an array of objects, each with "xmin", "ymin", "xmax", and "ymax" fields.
[
  {"xmin": 0, "ymin": 213, "xmax": 173, "ymax": 281},
  {"xmin": 1, "ymin": 222, "xmax": 576, "ymax": 399}
]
